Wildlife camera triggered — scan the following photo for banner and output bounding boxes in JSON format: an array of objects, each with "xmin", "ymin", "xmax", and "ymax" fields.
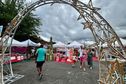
[{"xmin": 0, "ymin": 25, "xmax": 3, "ymax": 36}]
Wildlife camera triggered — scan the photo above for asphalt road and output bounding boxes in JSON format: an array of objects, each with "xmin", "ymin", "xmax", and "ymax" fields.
[{"xmin": 12, "ymin": 60, "xmax": 99, "ymax": 84}]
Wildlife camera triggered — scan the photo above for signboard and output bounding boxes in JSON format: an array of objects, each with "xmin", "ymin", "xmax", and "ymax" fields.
[{"xmin": 0, "ymin": 25, "xmax": 3, "ymax": 36}]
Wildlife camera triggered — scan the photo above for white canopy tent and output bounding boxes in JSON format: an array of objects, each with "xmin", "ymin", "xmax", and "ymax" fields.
[
  {"xmin": 115, "ymin": 38, "xmax": 126, "ymax": 46},
  {"xmin": 53, "ymin": 41, "xmax": 66, "ymax": 48},
  {"xmin": 100, "ymin": 38, "xmax": 126, "ymax": 47},
  {"xmin": 85, "ymin": 40, "xmax": 96, "ymax": 46},
  {"xmin": 36, "ymin": 43, "xmax": 41, "ymax": 46},
  {"xmin": 20, "ymin": 39, "xmax": 38, "ymax": 47},
  {"xmin": 7, "ymin": 38, "xmax": 23, "ymax": 46},
  {"xmin": 0, "ymin": 36, "xmax": 23, "ymax": 46},
  {"xmin": 67, "ymin": 41, "xmax": 83, "ymax": 48}
]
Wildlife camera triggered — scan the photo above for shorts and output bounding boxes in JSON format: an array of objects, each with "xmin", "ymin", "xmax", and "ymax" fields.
[
  {"xmin": 80, "ymin": 56, "xmax": 86, "ymax": 62},
  {"xmin": 36, "ymin": 61, "xmax": 45, "ymax": 68}
]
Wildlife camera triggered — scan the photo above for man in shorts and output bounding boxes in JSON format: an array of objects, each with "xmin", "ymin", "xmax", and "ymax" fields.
[{"xmin": 35, "ymin": 45, "xmax": 46, "ymax": 79}]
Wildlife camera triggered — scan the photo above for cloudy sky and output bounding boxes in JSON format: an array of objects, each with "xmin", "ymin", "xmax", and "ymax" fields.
[{"xmin": 27, "ymin": 0, "xmax": 126, "ymax": 42}]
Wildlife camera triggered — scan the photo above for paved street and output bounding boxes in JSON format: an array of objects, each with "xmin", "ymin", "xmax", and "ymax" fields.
[{"xmin": 12, "ymin": 60, "xmax": 99, "ymax": 84}]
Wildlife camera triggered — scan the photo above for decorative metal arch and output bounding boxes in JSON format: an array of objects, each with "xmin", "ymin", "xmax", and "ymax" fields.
[{"xmin": 0, "ymin": 0, "xmax": 126, "ymax": 84}]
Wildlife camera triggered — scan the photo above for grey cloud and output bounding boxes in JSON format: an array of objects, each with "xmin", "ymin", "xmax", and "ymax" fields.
[
  {"xmin": 94, "ymin": 0, "xmax": 126, "ymax": 28},
  {"xmin": 93, "ymin": 0, "xmax": 126, "ymax": 38},
  {"xmin": 31, "ymin": 0, "xmax": 126, "ymax": 42},
  {"xmin": 118, "ymin": 23, "xmax": 126, "ymax": 27},
  {"xmin": 34, "ymin": 4, "xmax": 91, "ymax": 42}
]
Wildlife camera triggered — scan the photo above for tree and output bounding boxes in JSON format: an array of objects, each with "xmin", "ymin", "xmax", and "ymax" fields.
[{"xmin": 0, "ymin": 0, "xmax": 41, "ymax": 41}]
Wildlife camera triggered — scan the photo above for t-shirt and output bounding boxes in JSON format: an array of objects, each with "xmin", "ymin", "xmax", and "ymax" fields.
[
  {"xmin": 78, "ymin": 48, "xmax": 83, "ymax": 57},
  {"xmin": 66, "ymin": 49, "xmax": 70, "ymax": 57},
  {"xmin": 31, "ymin": 49, "xmax": 35, "ymax": 53},
  {"xmin": 36, "ymin": 48, "xmax": 46, "ymax": 62},
  {"xmin": 87, "ymin": 52, "xmax": 93, "ymax": 59}
]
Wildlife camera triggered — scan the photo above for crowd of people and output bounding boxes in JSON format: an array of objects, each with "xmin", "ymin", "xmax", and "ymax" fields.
[
  {"xmin": 63, "ymin": 46, "xmax": 95, "ymax": 71},
  {"xmin": 34, "ymin": 44, "xmax": 97, "ymax": 80}
]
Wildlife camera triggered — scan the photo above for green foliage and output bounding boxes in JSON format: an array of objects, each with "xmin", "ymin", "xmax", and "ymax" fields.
[
  {"xmin": 16, "ymin": 12, "xmax": 41, "ymax": 37},
  {"xmin": 0, "ymin": 0, "xmax": 41, "ymax": 41}
]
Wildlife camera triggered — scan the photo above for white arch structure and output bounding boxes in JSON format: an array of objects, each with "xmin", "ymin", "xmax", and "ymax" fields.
[{"xmin": 0, "ymin": 0, "xmax": 126, "ymax": 84}]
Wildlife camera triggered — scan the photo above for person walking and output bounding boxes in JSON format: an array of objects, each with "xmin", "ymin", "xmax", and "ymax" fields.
[
  {"xmin": 87, "ymin": 48, "xmax": 94, "ymax": 69},
  {"xmin": 31, "ymin": 47, "xmax": 35, "ymax": 57},
  {"xmin": 79, "ymin": 46, "xmax": 86, "ymax": 71},
  {"xmin": 35, "ymin": 45, "xmax": 46, "ymax": 79}
]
